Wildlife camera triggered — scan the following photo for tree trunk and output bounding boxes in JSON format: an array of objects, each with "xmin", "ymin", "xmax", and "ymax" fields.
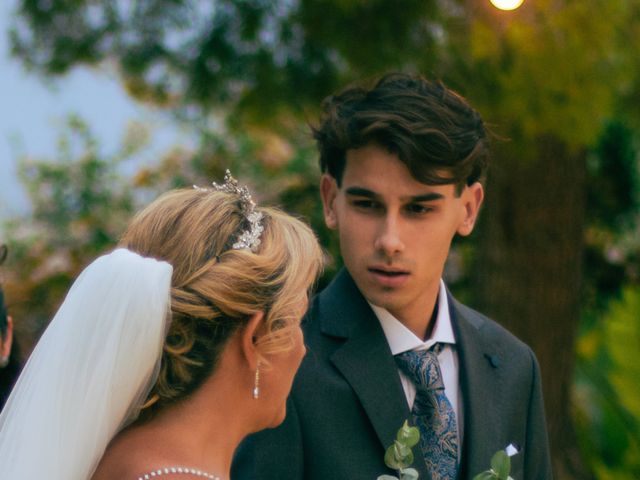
[{"xmin": 473, "ymin": 134, "xmax": 594, "ymax": 479}]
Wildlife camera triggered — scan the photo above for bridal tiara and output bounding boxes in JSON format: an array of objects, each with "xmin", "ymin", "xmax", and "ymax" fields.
[{"xmin": 194, "ymin": 170, "xmax": 264, "ymax": 252}]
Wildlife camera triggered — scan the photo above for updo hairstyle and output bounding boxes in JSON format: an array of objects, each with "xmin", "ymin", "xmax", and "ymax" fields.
[{"xmin": 118, "ymin": 188, "xmax": 323, "ymax": 416}]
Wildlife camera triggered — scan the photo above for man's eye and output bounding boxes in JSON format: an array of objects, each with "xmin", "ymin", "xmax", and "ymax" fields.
[{"xmin": 406, "ymin": 204, "xmax": 434, "ymax": 214}]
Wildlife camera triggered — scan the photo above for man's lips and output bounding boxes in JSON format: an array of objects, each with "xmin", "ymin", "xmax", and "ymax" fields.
[
  {"xmin": 367, "ymin": 267, "xmax": 410, "ymax": 286},
  {"xmin": 368, "ymin": 267, "xmax": 409, "ymax": 276}
]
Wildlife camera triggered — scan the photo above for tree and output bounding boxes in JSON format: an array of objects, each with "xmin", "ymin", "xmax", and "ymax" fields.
[
  {"xmin": 9, "ymin": 1, "xmax": 640, "ymax": 477},
  {"xmin": 2, "ymin": 117, "xmax": 144, "ymax": 347}
]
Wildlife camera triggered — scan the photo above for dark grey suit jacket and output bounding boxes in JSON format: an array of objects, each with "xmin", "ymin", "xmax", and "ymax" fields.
[{"xmin": 232, "ymin": 270, "xmax": 552, "ymax": 479}]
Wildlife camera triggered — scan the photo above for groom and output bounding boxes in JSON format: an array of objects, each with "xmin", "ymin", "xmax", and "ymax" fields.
[{"xmin": 232, "ymin": 73, "xmax": 552, "ymax": 479}]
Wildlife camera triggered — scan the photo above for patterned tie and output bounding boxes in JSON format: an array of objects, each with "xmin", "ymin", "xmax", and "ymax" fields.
[{"xmin": 395, "ymin": 344, "xmax": 459, "ymax": 480}]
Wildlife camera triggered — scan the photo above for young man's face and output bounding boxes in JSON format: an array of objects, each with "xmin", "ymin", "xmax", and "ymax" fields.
[{"xmin": 321, "ymin": 144, "xmax": 483, "ymax": 331}]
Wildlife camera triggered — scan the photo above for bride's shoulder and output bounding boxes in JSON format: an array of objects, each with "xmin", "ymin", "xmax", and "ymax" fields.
[
  {"xmin": 94, "ymin": 456, "xmax": 218, "ymax": 480},
  {"xmin": 90, "ymin": 446, "xmax": 141, "ymax": 479},
  {"xmin": 91, "ymin": 427, "xmax": 167, "ymax": 480},
  {"xmin": 91, "ymin": 424, "xmax": 216, "ymax": 480}
]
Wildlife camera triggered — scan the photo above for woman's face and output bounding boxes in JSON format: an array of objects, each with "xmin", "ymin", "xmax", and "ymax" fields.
[{"xmin": 259, "ymin": 297, "xmax": 308, "ymax": 429}]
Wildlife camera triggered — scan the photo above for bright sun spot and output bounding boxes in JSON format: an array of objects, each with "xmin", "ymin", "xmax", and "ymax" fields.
[{"xmin": 489, "ymin": 0, "xmax": 524, "ymax": 10}]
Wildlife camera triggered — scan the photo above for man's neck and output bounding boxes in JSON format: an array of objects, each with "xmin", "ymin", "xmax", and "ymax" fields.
[
  {"xmin": 372, "ymin": 280, "xmax": 456, "ymax": 357},
  {"xmin": 423, "ymin": 298, "xmax": 439, "ymax": 340},
  {"xmin": 390, "ymin": 285, "xmax": 441, "ymax": 341}
]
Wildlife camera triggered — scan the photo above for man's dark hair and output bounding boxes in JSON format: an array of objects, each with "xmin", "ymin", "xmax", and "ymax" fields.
[{"xmin": 312, "ymin": 72, "xmax": 489, "ymax": 193}]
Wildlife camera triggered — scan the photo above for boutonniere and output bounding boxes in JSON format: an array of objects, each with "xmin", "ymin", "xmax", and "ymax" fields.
[
  {"xmin": 377, "ymin": 421, "xmax": 420, "ymax": 480},
  {"xmin": 378, "ymin": 422, "xmax": 521, "ymax": 480}
]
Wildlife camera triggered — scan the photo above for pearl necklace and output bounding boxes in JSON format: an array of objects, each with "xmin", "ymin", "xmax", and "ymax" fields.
[{"xmin": 137, "ymin": 466, "xmax": 221, "ymax": 479}]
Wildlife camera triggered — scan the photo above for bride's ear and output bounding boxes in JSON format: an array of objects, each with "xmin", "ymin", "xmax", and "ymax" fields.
[{"xmin": 240, "ymin": 311, "xmax": 264, "ymax": 370}]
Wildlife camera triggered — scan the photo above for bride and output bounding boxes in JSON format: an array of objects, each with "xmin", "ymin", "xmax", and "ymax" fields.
[{"xmin": 0, "ymin": 172, "xmax": 323, "ymax": 480}]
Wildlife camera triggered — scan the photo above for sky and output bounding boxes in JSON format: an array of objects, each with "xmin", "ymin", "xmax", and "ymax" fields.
[{"xmin": 0, "ymin": 1, "xmax": 186, "ymax": 227}]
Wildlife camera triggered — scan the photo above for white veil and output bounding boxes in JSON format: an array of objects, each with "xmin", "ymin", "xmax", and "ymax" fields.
[{"xmin": 0, "ymin": 248, "xmax": 173, "ymax": 479}]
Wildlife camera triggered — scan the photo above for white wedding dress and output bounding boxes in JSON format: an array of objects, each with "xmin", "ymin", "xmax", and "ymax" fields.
[{"xmin": 0, "ymin": 249, "xmax": 173, "ymax": 480}]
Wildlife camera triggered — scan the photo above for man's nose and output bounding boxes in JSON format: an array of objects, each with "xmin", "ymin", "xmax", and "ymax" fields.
[{"xmin": 373, "ymin": 214, "xmax": 405, "ymax": 257}]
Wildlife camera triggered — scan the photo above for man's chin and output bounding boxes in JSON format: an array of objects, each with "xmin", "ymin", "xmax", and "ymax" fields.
[{"xmin": 363, "ymin": 291, "xmax": 402, "ymax": 312}]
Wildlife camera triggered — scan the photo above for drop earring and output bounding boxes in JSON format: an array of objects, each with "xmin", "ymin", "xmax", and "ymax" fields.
[{"xmin": 253, "ymin": 361, "xmax": 261, "ymax": 399}]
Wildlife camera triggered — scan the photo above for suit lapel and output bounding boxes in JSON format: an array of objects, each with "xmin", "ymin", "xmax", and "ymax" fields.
[
  {"xmin": 318, "ymin": 270, "xmax": 430, "ymax": 478},
  {"xmin": 318, "ymin": 273, "xmax": 509, "ymax": 478},
  {"xmin": 450, "ymin": 295, "xmax": 507, "ymax": 478},
  {"xmin": 330, "ymin": 324, "xmax": 410, "ymax": 450}
]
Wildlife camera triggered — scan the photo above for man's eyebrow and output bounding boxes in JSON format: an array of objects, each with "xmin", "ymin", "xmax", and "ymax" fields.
[
  {"xmin": 344, "ymin": 187, "xmax": 445, "ymax": 203},
  {"xmin": 345, "ymin": 187, "xmax": 377, "ymax": 197},
  {"xmin": 409, "ymin": 192, "xmax": 445, "ymax": 202}
]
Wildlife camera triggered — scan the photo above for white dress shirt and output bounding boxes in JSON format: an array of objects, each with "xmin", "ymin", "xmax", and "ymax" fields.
[{"xmin": 369, "ymin": 279, "xmax": 464, "ymax": 448}]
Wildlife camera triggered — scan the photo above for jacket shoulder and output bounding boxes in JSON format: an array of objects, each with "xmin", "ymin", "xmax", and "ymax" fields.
[{"xmin": 451, "ymin": 297, "xmax": 538, "ymax": 362}]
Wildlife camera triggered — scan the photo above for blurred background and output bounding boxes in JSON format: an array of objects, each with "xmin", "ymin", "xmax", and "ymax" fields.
[{"xmin": 0, "ymin": 1, "xmax": 638, "ymax": 478}]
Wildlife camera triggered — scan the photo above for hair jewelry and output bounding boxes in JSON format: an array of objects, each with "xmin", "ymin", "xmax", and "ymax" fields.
[{"xmin": 194, "ymin": 170, "xmax": 264, "ymax": 252}]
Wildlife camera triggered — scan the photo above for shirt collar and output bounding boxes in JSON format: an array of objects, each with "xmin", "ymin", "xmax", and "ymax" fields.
[{"xmin": 370, "ymin": 279, "xmax": 456, "ymax": 355}]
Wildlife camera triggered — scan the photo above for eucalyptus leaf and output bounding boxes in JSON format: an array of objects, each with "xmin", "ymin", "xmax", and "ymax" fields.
[
  {"xmin": 397, "ymin": 421, "xmax": 420, "ymax": 448},
  {"xmin": 377, "ymin": 475, "xmax": 400, "ymax": 480},
  {"xmin": 394, "ymin": 440, "xmax": 412, "ymax": 458},
  {"xmin": 490, "ymin": 451, "xmax": 511, "ymax": 479},
  {"xmin": 384, "ymin": 445, "xmax": 403, "ymax": 470},
  {"xmin": 472, "ymin": 472, "xmax": 497, "ymax": 480},
  {"xmin": 399, "ymin": 467, "xmax": 419, "ymax": 480},
  {"xmin": 402, "ymin": 449, "xmax": 414, "ymax": 468},
  {"xmin": 382, "ymin": 420, "xmax": 421, "ymax": 477}
]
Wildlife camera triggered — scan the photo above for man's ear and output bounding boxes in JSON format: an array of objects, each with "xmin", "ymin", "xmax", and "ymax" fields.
[
  {"xmin": 1, "ymin": 316, "xmax": 13, "ymax": 359},
  {"xmin": 320, "ymin": 174, "xmax": 338, "ymax": 230},
  {"xmin": 457, "ymin": 182, "xmax": 484, "ymax": 237},
  {"xmin": 240, "ymin": 311, "xmax": 264, "ymax": 370}
]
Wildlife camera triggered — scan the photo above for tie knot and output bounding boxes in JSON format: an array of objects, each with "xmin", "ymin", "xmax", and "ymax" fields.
[{"xmin": 395, "ymin": 344, "xmax": 445, "ymax": 391}]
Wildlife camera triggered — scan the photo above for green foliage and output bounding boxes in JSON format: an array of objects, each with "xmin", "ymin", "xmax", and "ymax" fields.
[
  {"xmin": 472, "ymin": 451, "xmax": 513, "ymax": 480},
  {"xmin": 378, "ymin": 420, "xmax": 421, "ymax": 480},
  {"xmin": 582, "ymin": 121, "xmax": 640, "ymax": 328},
  {"xmin": 1, "ymin": 116, "xmax": 150, "ymax": 345},
  {"xmin": 463, "ymin": 1, "xmax": 638, "ymax": 146},
  {"xmin": 586, "ymin": 121, "xmax": 640, "ymax": 232},
  {"xmin": 10, "ymin": 0, "xmax": 441, "ymax": 121},
  {"xmin": 573, "ymin": 119, "xmax": 640, "ymax": 479},
  {"xmin": 377, "ymin": 421, "xmax": 515, "ymax": 480},
  {"xmin": 575, "ymin": 287, "xmax": 640, "ymax": 479},
  {"xmin": 16, "ymin": 116, "xmax": 135, "ymax": 249},
  {"xmin": 14, "ymin": 0, "xmax": 639, "ymax": 146},
  {"xmin": 12, "ymin": 0, "xmax": 640, "ymax": 162}
]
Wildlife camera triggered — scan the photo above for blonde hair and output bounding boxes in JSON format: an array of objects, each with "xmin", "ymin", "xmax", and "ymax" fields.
[{"xmin": 118, "ymin": 188, "xmax": 323, "ymax": 415}]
